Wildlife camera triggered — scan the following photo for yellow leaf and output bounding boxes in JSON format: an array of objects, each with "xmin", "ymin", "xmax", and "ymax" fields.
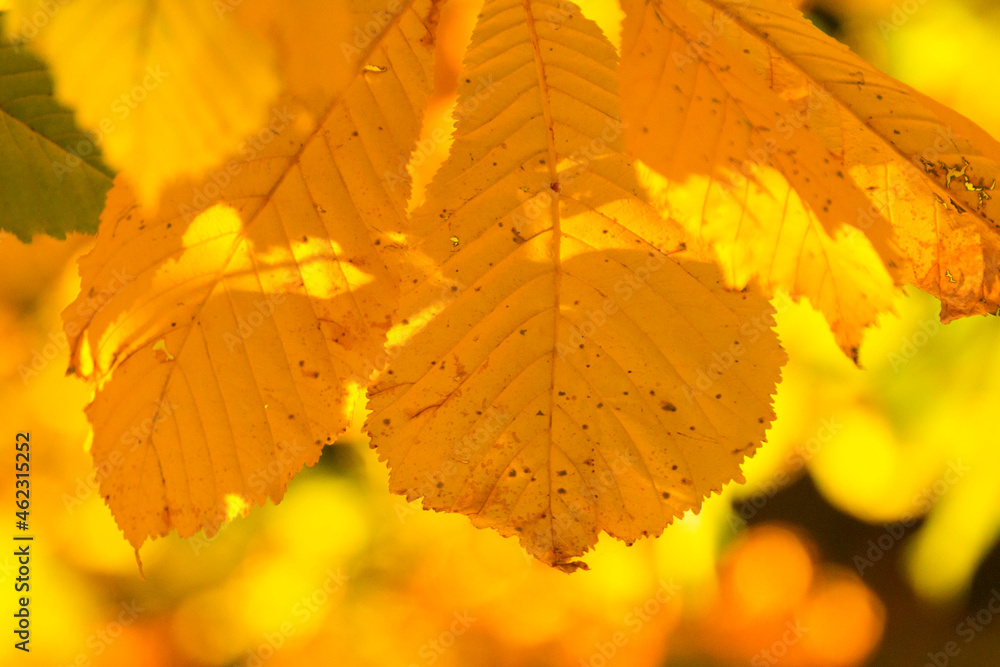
[
  {"xmin": 367, "ymin": 0, "xmax": 784, "ymax": 570},
  {"xmin": 62, "ymin": 0, "xmax": 438, "ymax": 551},
  {"xmin": 673, "ymin": 0, "xmax": 1000, "ymax": 323},
  {"xmin": 640, "ymin": 163, "xmax": 897, "ymax": 361},
  {"xmin": 9, "ymin": 0, "xmax": 282, "ymax": 204},
  {"xmin": 232, "ymin": 0, "xmax": 365, "ymax": 112},
  {"xmin": 619, "ymin": 0, "xmax": 900, "ymax": 359}
]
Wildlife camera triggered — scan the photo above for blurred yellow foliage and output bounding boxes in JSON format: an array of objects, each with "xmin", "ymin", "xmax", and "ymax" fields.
[{"xmin": 2, "ymin": 0, "xmax": 1000, "ymax": 665}]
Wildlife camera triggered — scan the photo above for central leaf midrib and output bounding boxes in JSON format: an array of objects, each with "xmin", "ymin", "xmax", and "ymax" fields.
[{"xmin": 521, "ymin": 0, "xmax": 565, "ymax": 546}]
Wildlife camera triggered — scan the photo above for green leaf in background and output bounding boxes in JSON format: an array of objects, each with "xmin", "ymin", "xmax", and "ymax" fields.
[{"xmin": 0, "ymin": 14, "xmax": 113, "ymax": 242}]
